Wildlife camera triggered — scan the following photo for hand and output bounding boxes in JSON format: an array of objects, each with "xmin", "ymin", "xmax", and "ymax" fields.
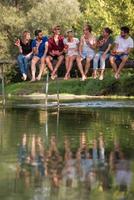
[
  {"xmin": 111, "ymin": 50, "xmax": 117, "ymax": 55},
  {"xmin": 15, "ymin": 39, "xmax": 20, "ymax": 47},
  {"xmin": 24, "ymin": 54, "xmax": 31, "ymax": 59},
  {"xmin": 52, "ymin": 50, "xmax": 60, "ymax": 56},
  {"xmin": 86, "ymin": 40, "xmax": 91, "ymax": 46},
  {"xmin": 36, "ymin": 41, "xmax": 41, "ymax": 48},
  {"xmin": 102, "ymin": 53, "xmax": 106, "ymax": 60},
  {"xmin": 64, "ymin": 45, "xmax": 68, "ymax": 53}
]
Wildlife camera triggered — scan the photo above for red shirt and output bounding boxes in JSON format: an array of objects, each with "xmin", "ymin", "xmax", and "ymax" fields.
[{"xmin": 48, "ymin": 35, "xmax": 64, "ymax": 54}]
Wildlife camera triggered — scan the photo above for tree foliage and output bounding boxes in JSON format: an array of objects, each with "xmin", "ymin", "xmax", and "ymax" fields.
[
  {"xmin": 0, "ymin": 0, "xmax": 133, "ymax": 59},
  {"xmin": 0, "ymin": 0, "xmax": 80, "ymax": 59},
  {"xmin": 79, "ymin": 0, "xmax": 134, "ymax": 36}
]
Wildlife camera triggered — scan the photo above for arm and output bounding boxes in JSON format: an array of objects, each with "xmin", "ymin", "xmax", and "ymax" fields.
[
  {"xmin": 15, "ymin": 39, "xmax": 23, "ymax": 54},
  {"xmin": 24, "ymin": 52, "xmax": 33, "ymax": 58},
  {"xmin": 125, "ymin": 47, "xmax": 133, "ymax": 54},
  {"xmin": 32, "ymin": 45, "xmax": 38, "ymax": 55},
  {"xmin": 111, "ymin": 43, "xmax": 119, "ymax": 54},
  {"xmin": 102, "ymin": 43, "xmax": 112, "ymax": 58},
  {"xmin": 79, "ymin": 36, "xmax": 84, "ymax": 56},
  {"xmin": 43, "ymin": 41, "xmax": 48, "ymax": 57},
  {"xmin": 87, "ymin": 37, "xmax": 96, "ymax": 49},
  {"xmin": 32, "ymin": 40, "xmax": 39, "ymax": 55}
]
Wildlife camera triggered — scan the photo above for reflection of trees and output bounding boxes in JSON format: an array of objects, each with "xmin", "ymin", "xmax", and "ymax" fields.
[{"xmin": 1, "ymin": 107, "xmax": 134, "ymax": 158}]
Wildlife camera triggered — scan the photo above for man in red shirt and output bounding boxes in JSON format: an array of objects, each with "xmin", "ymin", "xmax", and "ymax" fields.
[{"xmin": 46, "ymin": 25, "xmax": 65, "ymax": 79}]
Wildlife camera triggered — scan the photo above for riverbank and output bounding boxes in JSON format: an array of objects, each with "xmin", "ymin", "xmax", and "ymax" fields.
[{"xmin": 3, "ymin": 70, "xmax": 134, "ymax": 99}]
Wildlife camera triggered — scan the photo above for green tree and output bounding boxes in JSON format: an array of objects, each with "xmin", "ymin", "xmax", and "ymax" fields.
[{"xmin": 79, "ymin": 0, "xmax": 134, "ymax": 36}]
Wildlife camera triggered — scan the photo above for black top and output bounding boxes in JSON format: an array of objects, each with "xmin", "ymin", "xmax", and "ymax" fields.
[
  {"xmin": 98, "ymin": 36, "xmax": 113, "ymax": 52},
  {"xmin": 20, "ymin": 39, "xmax": 33, "ymax": 55}
]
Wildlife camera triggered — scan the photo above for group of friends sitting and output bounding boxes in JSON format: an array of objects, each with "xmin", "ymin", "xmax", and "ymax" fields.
[{"xmin": 15, "ymin": 24, "xmax": 134, "ymax": 82}]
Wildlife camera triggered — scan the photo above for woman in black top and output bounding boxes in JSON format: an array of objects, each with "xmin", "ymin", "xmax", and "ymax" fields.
[
  {"xmin": 93, "ymin": 27, "xmax": 113, "ymax": 80},
  {"xmin": 15, "ymin": 31, "xmax": 33, "ymax": 80}
]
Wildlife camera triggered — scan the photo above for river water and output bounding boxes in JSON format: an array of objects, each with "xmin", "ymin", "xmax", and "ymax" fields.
[{"xmin": 0, "ymin": 99, "xmax": 134, "ymax": 200}]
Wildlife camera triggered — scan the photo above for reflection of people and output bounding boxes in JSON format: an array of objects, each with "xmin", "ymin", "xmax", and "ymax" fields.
[
  {"xmin": 15, "ymin": 31, "xmax": 33, "ymax": 81},
  {"xmin": 110, "ymin": 26, "xmax": 134, "ymax": 79},
  {"xmin": 115, "ymin": 152, "xmax": 132, "ymax": 191},
  {"xmin": 31, "ymin": 30, "xmax": 48, "ymax": 81},
  {"xmin": 63, "ymin": 150, "xmax": 77, "ymax": 187},
  {"xmin": 16, "ymin": 133, "xmax": 133, "ymax": 196}
]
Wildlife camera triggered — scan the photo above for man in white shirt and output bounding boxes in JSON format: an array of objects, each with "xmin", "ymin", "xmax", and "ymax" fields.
[{"xmin": 110, "ymin": 26, "xmax": 134, "ymax": 79}]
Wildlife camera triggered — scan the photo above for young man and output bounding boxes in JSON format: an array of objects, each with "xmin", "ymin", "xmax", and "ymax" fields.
[
  {"xmin": 31, "ymin": 30, "xmax": 48, "ymax": 82},
  {"xmin": 46, "ymin": 25, "xmax": 65, "ymax": 80},
  {"xmin": 110, "ymin": 26, "xmax": 134, "ymax": 79}
]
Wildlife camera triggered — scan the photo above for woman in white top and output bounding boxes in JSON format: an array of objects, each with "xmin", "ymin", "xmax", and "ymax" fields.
[
  {"xmin": 64, "ymin": 30, "xmax": 86, "ymax": 80},
  {"xmin": 78, "ymin": 25, "xmax": 96, "ymax": 76}
]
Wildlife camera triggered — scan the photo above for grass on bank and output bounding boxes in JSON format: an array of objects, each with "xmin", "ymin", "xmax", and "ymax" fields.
[{"xmin": 4, "ymin": 69, "xmax": 134, "ymax": 97}]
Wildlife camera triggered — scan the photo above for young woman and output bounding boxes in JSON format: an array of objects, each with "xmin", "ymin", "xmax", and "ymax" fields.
[
  {"xmin": 79, "ymin": 24, "xmax": 96, "ymax": 76},
  {"xmin": 93, "ymin": 27, "xmax": 113, "ymax": 80},
  {"xmin": 64, "ymin": 30, "xmax": 86, "ymax": 81},
  {"xmin": 15, "ymin": 31, "xmax": 33, "ymax": 81}
]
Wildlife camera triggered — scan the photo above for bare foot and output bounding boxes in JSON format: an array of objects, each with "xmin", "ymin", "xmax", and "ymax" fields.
[
  {"xmin": 81, "ymin": 75, "xmax": 87, "ymax": 81},
  {"xmin": 114, "ymin": 73, "xmax": 120, "ymax": 80},
  {"xmin": 30, "ymin": 78, "xmax": 36, "ymax": 82},
  {"xmin": 51, "ymin": 74, "xmax": 57, "ymax": 80},
  {"xmin": 36, "ymin": 75, "xmax": 41, "ymax": 81}
]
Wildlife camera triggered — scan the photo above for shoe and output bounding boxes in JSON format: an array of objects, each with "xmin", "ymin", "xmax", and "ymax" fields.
[
  {"xmin": 22, "ymin": 73, "xmax": 27, "ymax": 81},
  {"xmin": 99, "ymin": 74, "xmax": 104, "ymax": 80}
]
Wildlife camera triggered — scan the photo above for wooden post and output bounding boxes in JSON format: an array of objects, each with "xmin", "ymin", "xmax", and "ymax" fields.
[
  {"xmin": 1, "ymin": 64, "xmax": 6, "ymax": 106},
  {"xmin": 56, "ymin": 78, "xmax": 60, "ymax": 109},
  {"xmin": 45, "ymin": 71, "xmax": 49, "ymax": 108}
]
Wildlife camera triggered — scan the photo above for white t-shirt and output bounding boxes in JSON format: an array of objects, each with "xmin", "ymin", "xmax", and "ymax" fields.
[
  {"xmin": 63, "ymin": 37, "xmax": 79, "ymax": 56},
  {"xmin": 115, "ymin": 35, "xmax": 134, "ymax": 52}
]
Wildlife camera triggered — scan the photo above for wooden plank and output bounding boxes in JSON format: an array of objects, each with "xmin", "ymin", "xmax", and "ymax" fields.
[{"xmin": 0, "ymin": 59, "xmax": 134, "ymax": 68}]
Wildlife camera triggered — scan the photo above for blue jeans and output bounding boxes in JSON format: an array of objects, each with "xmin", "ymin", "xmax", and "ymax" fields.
[
  {"xmin": 93, "ymin": 51, "xmax": 110, "ymax": 70},
  {"xmin": 17, "ymin": 54, "xmax": 32, "ymax": 75}
]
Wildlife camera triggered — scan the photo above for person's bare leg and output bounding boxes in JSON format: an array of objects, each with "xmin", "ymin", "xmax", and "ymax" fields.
[
  {"xmin": 84, "ymin": 57, "xmax": 91, "ymax": 76},
  {"xmin": 92, "ymin": 69, "xmax": 98, "ymax": 79},
  {"xmin": 46, "ymin": 56, "xmax": 53, "ymax": 73},
  {"xmin": 31, "ymin": 56, "xmax": 39, "ymax": 81},
  {"xmin": 36, "ymin": 57, "xmax": 45, "ymax": 80},
  {"xmin": 52, "ymin": 55, "xmax": 64, "ymax": 78},
  {"xmin": 64, "ymin": 56, "xmax": 70, "ymax": 80},
  {"xmin": 65, "ymin": 56, "xmax": 76, "ymax": 78},
  {"xmin": 99, "ymin": 69, "xmax": 105, "ymax": 80},
  {"xmin": 116, "ymin": 57, "xmax": 128, "ymax": 79},
  {"xmin": 110, "ymin": 56, "xmax": 117, "ymax": 74},
  {"xmin": 76, "ymin": 56, "xmax": 86, "ymax": 80}
]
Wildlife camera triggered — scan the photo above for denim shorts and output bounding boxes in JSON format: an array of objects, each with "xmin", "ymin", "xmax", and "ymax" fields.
[
  {"xmin": 81, "ymin": 51, "xmax": 95, "ymax": 60},
  {"xmin": 111, "ymin": 53, "xmax": 128, "ymax": 61}
]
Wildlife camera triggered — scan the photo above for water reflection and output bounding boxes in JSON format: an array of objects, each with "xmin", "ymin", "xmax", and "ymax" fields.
[{"xmin": 17, "ymin": 133, "xmax": 133, "ymax": 199}]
